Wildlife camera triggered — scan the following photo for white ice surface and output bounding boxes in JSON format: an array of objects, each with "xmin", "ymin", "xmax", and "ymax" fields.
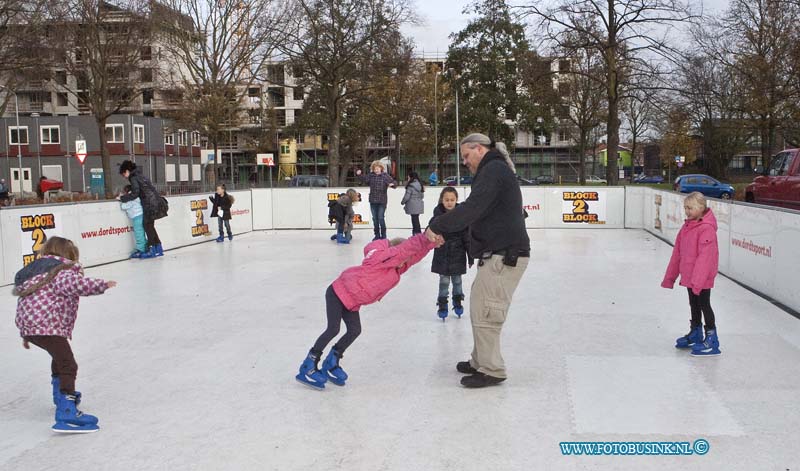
[{"xmin": 1, "ymin": 229, "xmax": 799, "ymax": 470}]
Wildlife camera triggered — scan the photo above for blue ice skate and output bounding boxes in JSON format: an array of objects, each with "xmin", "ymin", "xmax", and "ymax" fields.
[
  {"xmin": 295, "ymin": 352, "xmax": 327, "ymax": 389},
  {"xmin": 437, "ymin": 297, "xmax": 448, "ymax": 322},
  {"xmin": 52, "ymin": 392, "xmax": 99, "ymax": 433},
  {"xmin": 691, "ymin": 329, "xmax": 721, "ymax": 356},
  {"xmin": 452, "ymin": 294, "xmax": 465, "ymax": 318},
  {"xmin": 675, "ymin": 325, "xmax": 704, "ymax": 349},
  {"xmin": 320, "ymin": 349, "xmax": 348, "ymax": 386},
  {"xmin": 336, "ymin": 233, "xmax": 350, "ymax": 244},
  {"xmin": 51, "ymin": 377, "xmax": 83, "ymax": 408},
  {"xmin": 216, "ymin": 235, "xmax": 225, "ymax": 243}
]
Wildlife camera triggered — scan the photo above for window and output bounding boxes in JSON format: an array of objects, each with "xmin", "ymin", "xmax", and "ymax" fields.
[
  {"xmin": 9, "ymin": 126, "xmax": 29, "ymax": 145},
  {"xmin": 57, "ymin": 93, "xmax": 68, "ymax": 106},
  {"xmin": 558, "ymin": 127, "xmax": 570, "ymax": 142},
  {"xmin": 41, "ymin": 126, "xmax": 60, "ymax": 144},
  {"xmin": 192, "ymin": 131, "xmax": 200, "ymax": 147},
  {"xmin": 768, "ymin": 153, "xmax": 787, "ymax": 176},
  {"xmin": 140, "ymin": 68, "xmax": 153, "ymax": 82},
  {"xmin": 105, "ymin": 124, "xmax": 124, "ymax": 143},
  {"xmin": 140, "ymin": 46, "xmax": 152, "ymax": 61},
  {"xmin": 142, "ymin": 89, "xmax": 153, "ymax": 105},
  {"xmin": 781, "ymin": 153, "xmax": 795, "ymax": 175},
  {"xmin": 134, "ymin": 124, "xmax": 145, "ymax": 143},
  {"xmin": 686, "ymin": 177, "xmax": 700, "ymax": 185},
  {"xmin": 55, "ymin": 71, "xmax": 67, "ymax": 85},
  {"xmin": 293, "ymin": 86, "xmax": 304, "ymax": 101},
  {"xmin": 164, "ymin": 132, "xmax": 174, "ymax": 145},
  {"xmin": 177, "ymin": 130, "xmax": 187, "ymax": 146}
]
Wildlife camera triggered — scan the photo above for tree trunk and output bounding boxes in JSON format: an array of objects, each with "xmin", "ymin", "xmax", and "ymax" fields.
[
  {"xmin": 606, "ymin": 0, "xmax": 619, "ymax": 185},
  {"xmin": 760, "ymin": 123, "xmax": 771, "ymax": 169},
  {"xmin": 328, "ymin": 115, "xmax": 342, "ymax": 187},
  {"xmin": 394, "ymin": 129, "xmax": 401, "ymax": 180}
]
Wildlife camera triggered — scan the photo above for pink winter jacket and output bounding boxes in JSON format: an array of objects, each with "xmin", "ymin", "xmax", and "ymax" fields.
[
  {"xmin": 661, "ymin": 208, "xmax": 719, "ymax": 295},
  {"xmin": 15, "ymin": 255, "xmax": 110, "ymax": 339},
  {"xmin": 332, "ymin": 234, "xmax": 437, "ymax": 311}
]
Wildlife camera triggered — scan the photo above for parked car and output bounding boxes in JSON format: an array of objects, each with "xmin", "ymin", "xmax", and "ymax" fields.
[
  {"xmin": 517, "ymin": 175, "xmax": 538, "ymax": 186},
  {"xmin": 634, "ymin": 174, "xmax": 665, "ymax": 184},
  {"xmin": 586, "ymin": 175, "xmax": 607, "ymax": 184},
  {"xmin": 289, "ymin": 175, "xmax": 329, "ymax": 187},
  {"xmin": 746, "ymin": 149, "xmax": 800, "ymax": 209},
  {"xmin": 535, "ymin": 175, "xmax": 555, "ymax": 184},
  {"xmin": 673, "ymin": 174, "xmax": 734, "ymax": 199},
  {"xmin": 444, "ymin": 175, "xmax": 473, "ymax": 186}
]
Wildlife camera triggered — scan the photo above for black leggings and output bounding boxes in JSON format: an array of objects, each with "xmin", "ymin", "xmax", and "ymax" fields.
[
  {"xmin": 311, "ymin": 285, "xmax": 362, "ymax": 355},
  {"xmin": 410, "ymin": 214, "xmax": 421, "ymax": 234},
  {"xmin": 144, "ymin": 217, "xmax": 161, "ymax": 246},
  {"xmin": 688, "ymin": 288, "xmax": 715, "ymax": 330}
]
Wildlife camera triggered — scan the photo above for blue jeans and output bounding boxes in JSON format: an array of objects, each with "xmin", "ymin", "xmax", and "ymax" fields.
[
  {"xmin": 438, "ymin": 274, "xmax": 463, "ymax": 298},
  {"xmin": 370, "ymin": 203, "xmax": 386, "ymax": 239},
  {"xmin": 218, "ymin": 218, "xmax": 231, "ymax": 237},
  {"xmin": 131, "ymin": 214, "xmax": 146, "ymax": 252}
]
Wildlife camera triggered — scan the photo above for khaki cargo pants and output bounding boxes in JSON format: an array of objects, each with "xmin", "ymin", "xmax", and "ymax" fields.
[{"xmin": 468, "ymin": 254, "xmax": 529, "ymax": 379}]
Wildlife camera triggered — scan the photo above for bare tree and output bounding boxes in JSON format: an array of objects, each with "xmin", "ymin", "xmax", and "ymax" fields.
[
  {"xmin": 157, "ymin": 0, "xmax": 290, "ymax": 185},
  {"xmin": 279, "ymin": 0, "xmax": 415, "ymax": 186},
  {"xmin": 622, "ymin": 84, "xmax": 656, "ymax": 180},
  {"xmin": 52, "ymin": 0, "xmax": 153, "ymax": 195},
  {"xmin": 692, "ymin": 0, "xmax": 800, "ymax": 168},
  {"xmin": 0, "ymin": 0, "xmax": 57, "ymax": 113},
  {"xmin": 522, "ymin": 0, "xmax": 697, "ymax": 184}
]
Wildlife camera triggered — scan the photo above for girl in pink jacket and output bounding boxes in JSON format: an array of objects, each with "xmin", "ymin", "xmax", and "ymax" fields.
[
  {"xmin": 296, "ymin": 233, "xmax": 438, "ymax": 389},
  {"xmin": 661, "ymin": 192, "xmax": 720, "ymax": 356},
  {"xmin": 14, "ymin": 237, "xmax": 116, "ymax": 433}
]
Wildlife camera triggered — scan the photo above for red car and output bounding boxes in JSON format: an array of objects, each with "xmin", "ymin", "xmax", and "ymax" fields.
[{"xmin": 745, "ymin": 149, "xmax": 800, "ymax": 210}]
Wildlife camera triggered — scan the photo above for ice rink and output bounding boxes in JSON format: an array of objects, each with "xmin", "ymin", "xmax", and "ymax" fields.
[{"xmin": 1, "ymin": 228, "xmax": 799, "ymax": 470}]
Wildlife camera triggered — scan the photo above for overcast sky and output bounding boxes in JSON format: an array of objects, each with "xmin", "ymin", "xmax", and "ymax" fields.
[{"xmin": 403, "ymin": 0, "xmax": 732, "ymax": 55}]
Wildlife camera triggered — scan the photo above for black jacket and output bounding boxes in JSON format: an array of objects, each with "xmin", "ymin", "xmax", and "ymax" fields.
[
  {"xmin": 428, "ymin": 150, "xmax": 530, "ymax": 258},
  {"xmin": 429, "ymin": 203, "xmax": 471, "ymax": 275},
  {"xmin": 120, "ymin": 169, "xmax": 167, "ymax": 220},
  {"xmin": 210, "ymin": 193, "xmax": 234, "ymax": 220}
]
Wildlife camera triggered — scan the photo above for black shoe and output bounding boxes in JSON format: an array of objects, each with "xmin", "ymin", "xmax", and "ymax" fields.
[
  {"xmin": 456, "ymin": 361, "xmax": 478, "ymax": 375},
  {"xmin": 461, "ymin": 372, "xmax": 506, "ymax": 388}
]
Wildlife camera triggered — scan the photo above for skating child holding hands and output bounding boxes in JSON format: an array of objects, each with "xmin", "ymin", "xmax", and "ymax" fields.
[
  {"xmin": 296, "ymin": 233, "xmax": 440, "ymax": 389},
  {"xmin": 14, "ymin": 237, "xmax": 116, "ymax": 433},
  {"xmin": 661, "ymin": 192, "xmax": 721, "ymax": 356}
]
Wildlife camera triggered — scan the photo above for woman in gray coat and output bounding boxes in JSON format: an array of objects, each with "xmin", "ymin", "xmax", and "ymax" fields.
[{"xmin": 401, "ymin": 171, "xmax": 425, "ymax": 235}]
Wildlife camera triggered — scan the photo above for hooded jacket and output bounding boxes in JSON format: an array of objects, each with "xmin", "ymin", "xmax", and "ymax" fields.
[
  {"xmin": 429, "ymin": 203, "xmax": 471, "ymax": 275},
  {"xmin": 401, "ymin": 180, "xmax": 424, "ymax": 215},
  {"xmin": 120, "ymin": 168, "xmax": 167, "ymax": 220},
  {"xmin": 661, "ymin": 208, "xmax": 719, "ymax": 295},
  {"xmin": 428, "ymin": 150, "xmax": 530, "ymax": 257},
  {"xmin": 337, "ymin": 193, "xmax": 356, "ymax": 232},
  {"xmin": 15, "ymin": 255, "xmax": 109, "ymax": 338},
  {"xmin": 332, "ymin": 234, "xmax": 436, "ymax": 311}
]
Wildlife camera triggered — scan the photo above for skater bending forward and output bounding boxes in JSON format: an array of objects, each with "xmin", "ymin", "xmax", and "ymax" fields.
[
  {"xmin": 14, "ymin": 237, "xmax": 116, "ymax": 433},
  {"xmin": 296, "ymin": 233, "xmax": 439, "ymax": 389}
]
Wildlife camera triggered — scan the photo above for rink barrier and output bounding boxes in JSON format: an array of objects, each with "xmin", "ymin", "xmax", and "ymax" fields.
[
  {"xmin": 2, "ymin": 186, "xmax": 798, "ymax": 314},
  {"xmin": 639, "ymin": 188, "xmax": 800, "ymax": 313}
]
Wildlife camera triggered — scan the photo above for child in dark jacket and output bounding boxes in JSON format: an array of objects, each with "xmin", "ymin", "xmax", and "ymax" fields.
[
  {"xmin": 328, "ymin": 189, "xmax": 360, "ymax": 244},
  {"xmin": 209, "ymin": 184, "xmax": 234, "ymax": 242},
  {"xmin": 14, "ymin": 236, "xmax": 116, "ymax": 433},
  {"xmin": 296, "ymin": 234, "xmax": 440, "ymax": 389},
  {"xmin": 429, "ymin": 187, "xmax": 472, "ymax": 321}
]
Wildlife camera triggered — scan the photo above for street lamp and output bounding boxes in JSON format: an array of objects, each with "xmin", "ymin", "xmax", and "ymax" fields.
[
  {"xmin": 31, "ymin": 112, "xmax": 40, "ymax": 180},
  {"xmin": 0, "ymin": 85, "xmax": 22, "ymax": 193},
  {"xmin": 446, "ymin": 68, "xmax": 461, "ymax": 185}
]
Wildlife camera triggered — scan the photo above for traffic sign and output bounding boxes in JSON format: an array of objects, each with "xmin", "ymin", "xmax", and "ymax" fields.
[
  {"xmin": 257, "ymin": 153, "xmax": 275, "ymax": 166},
  {"xmin": 75, "ymin": 140, "xmax": 87, "ymax": 164}
]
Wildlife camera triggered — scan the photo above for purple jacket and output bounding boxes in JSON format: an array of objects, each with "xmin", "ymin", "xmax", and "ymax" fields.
[
  {"xmin": 15, "ymin": 255, "xmax": 110, "ymax": 339},
  {"xmin": 661, "ymin": 208, "xmax": 719, "ymax": 295},
  {"xmin": 332, "ymin": 234, "xmax": 436, "ymax": 311}
]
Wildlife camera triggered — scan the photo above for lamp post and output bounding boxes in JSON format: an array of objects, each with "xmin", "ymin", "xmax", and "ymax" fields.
[
  {"xmin": 0, "ymin": 85, "xmax": 22, "ymax": 192},
  {"xmin": 32, "ymin": 112, "xmax": 40, "ymax": 180},
  {"xmin": 455, "ymin": 88, "xmax": 460, "ymax": 186}
]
